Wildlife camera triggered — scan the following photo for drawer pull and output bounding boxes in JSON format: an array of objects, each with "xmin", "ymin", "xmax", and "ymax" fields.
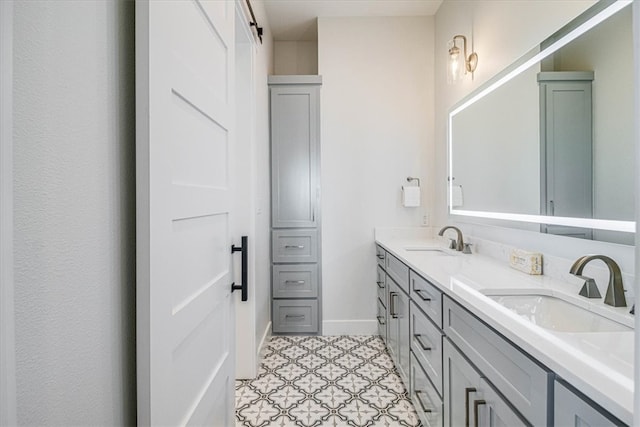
[
  {"xmin": 464, "ymin": 387, "xmax": 477, "ymax": 427},
  {"xmin": 376, "ymin": 254, "xmax": 385, "ymax": 260},
  {"xmin": 285, "ymin": 245, "xmax": 305, "ymax": 249},
  {"xmin": 414, "ymin": 289, "xmax": 432, "ymax": 302},
  {"xmin": 389, "ymin": 292, "xmax": 398, "ymax": 318},
  {"xmin": 413, "ymin": 334, "xmax": 432, "ymax": 351},
  {"xmin": 414, "ymin": 390, "xmax": 433, "ymax": 414},
  {"xmin": 285, "ymin": 280, "xmax": 305, "ymax": 285},
  {"xmin": 376, "ymin": 281, "xmax": 384, "ymax": 289},
  {"xmin": 376, "ymin": 316, "xmax": 385, "ymax": 325},
  {"xmin": 473, "ymin": 399, "xmax": 486, "ymax": 427},
  {"xmin": 285, "ymin": 314, "xmax": 305, "ymax": 319}
]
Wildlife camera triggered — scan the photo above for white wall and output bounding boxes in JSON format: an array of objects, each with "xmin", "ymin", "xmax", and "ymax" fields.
[
  {"xmin": 433, "ymin": 1, "xmax": 635, "ymax": 282},
  {"xmin": 274, "ymin": 41, "xmax": 318, "ymax": 75},
  {"xmin": 13, "ymin": 1, "xmax": 136, "ymax": 424},
  {"xmin": 318, "ymin": 16, "xmax": 434, "ymax": 334}
]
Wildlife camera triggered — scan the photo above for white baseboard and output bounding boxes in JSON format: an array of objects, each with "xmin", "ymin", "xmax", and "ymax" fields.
[
  {"xmin": 322, "ymin": 319, "xmax": 378, "ymax": 336},
  {"xmin": 257, "ymin": 321, "xmax": 271, "ymax": 360}
]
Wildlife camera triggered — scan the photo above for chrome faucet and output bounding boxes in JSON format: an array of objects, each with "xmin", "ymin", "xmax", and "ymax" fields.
[
  {"xmin": 438, "ymin": 226, "xmax": 464, "ymax": 252},
  {"xmin": 569, "ymin": 255, "xmax": 627, "ymax": 307}
]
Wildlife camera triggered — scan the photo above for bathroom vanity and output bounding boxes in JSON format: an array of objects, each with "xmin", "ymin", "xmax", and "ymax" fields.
[{"xmin": 375, "ymin": 236, "xmax": 633, "ymax": 427}]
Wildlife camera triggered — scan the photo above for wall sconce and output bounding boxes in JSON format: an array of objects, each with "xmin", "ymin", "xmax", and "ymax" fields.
[{"xmin": 447, "ymin": 35, "xmax": 478, "ymax": 84}]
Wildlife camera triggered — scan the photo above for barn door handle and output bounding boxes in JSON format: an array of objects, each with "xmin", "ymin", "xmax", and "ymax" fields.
[{"xmin": 231, "ymin": 236, "xmax": 248, "ymax": 301}]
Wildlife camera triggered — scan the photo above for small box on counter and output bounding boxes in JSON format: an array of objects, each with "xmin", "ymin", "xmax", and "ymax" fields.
[{"xmin": 509, "ymin": 249, "xmax": 543, "ymax": 275}]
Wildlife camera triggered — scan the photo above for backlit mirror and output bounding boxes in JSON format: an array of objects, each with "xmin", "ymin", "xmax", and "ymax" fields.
[{"xmin": 448, "ymin": 0, "xmax": 635, "ymax": 245}]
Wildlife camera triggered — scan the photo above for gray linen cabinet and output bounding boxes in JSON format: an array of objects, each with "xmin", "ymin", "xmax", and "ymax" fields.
[{"xmin": 269, "ymin": 75, "xmax": 322, "ymax": 334}]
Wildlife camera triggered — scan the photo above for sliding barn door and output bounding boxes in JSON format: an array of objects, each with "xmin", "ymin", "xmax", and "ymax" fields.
[{"xmin": 136, "ymin": 1, "xmax": 236, "ymax": 425}]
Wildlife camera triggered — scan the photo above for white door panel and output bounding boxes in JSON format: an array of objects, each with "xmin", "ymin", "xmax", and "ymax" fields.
[{"xmin": 137, "ymin": 0, "xmax": 236, "ymax": 425}]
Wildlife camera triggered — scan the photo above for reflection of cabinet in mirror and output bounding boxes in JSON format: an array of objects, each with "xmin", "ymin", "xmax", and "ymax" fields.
[{"xmin": 538, "ymin": 71, "xmax": 593, "ymax": 239}]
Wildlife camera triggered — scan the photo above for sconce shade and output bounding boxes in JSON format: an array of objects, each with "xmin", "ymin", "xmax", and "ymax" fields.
[
  {"xmin": 447, "ymin": 34, "xmax": 478, "ymax": 84},
  {"xmin": 447, "ymin": 40, "xmax": 464, "ymax": 84}
]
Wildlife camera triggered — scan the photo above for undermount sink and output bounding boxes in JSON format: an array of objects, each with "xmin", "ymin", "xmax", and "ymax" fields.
[
  {"xmin": 404, "ymin": 247, "xmax": 451, "ymax": 255},
  {"xmin": 487, "ymin": 294, "xmax": 632, "ymax": 333}
]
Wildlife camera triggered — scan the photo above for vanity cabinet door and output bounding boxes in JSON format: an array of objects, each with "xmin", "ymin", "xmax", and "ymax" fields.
[
  {"xmin": 443, "ymin": 338, "xmax": 482, "ymax": 427},
  {"xmin": 387, "ymin": 277, "xmax": 410, "ymax": 387},
  {"xmin": 554, "ymin": 380, "xmax": 626, "ymax": 427},
  {"xmin": 478, "ymin": 378, "xmax": 527, "ymax": 427},
  {"xmin": 387, "ymin": 277, "xmax": 399, "ymax": 364},
  {"xmin": 397, "ymin": 288, "xmax": 410, "ymax": 387}
]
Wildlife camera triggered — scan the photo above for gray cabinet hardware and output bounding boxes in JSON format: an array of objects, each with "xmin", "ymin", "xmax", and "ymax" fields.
[
  {"xmin": 414, "ymin": 289, "xmax": 432, "ymax": 301},
  {"xmin": 390, "ymin": 292, "xmax": 398, "ymax": 318},
  {"xmin": 285, "ymin": 245, "xmax": 305, "ymax": 249},
  {"xmin": 415, "ymin": 390, "xmax": 433, "ymax": 414},
  {"xmin": 413, "ymin": 334, "xmax": 432, "ymax": 351},
  {"xmin": 465, "ymin": 387, "xmax": 477, "ymax": 427},
  {"xmin": 285, "ymin": 280, "xmax": 305, "ymax": 285},
  {"xmin": 473, "ymin": 400, "xmax": 486, "ymax": 427}
]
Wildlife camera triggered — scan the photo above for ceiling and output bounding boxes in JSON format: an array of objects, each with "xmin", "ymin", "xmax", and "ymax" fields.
[{"xmin": 260, "ymin": 0, "xmax": 443, "ymax": 41}]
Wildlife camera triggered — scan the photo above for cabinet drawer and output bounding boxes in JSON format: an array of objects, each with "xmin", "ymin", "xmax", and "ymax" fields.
[
  {"xmin": 272, "ymin": 264, "xmax": 318, "ymax": 298},
  {"xmin": 410, "ymin": 271, "xmax": 443, "ymax": 328},
  {"xmin": 411, "ymin": 352, "xmax": 443, "ymax": 427},
  {"xmin": 410, "ymin": 301, "xmax": 443, "ymax": 396},
  {"xmin": 377, "ymin": 297, "xmax": 387, "ymax": 343},
  {"xmin": 385, "ymin": 253, "xmax": 409, "ymax": 294},
  {"xmin": 272, "ymin": 229, "xmax": 318, "ymax": 263},
  {"xmin": 272, "ymin": 300, "xmax": 318, "ymax": 333},
  {"xmin": 376, "ymin": 245, "xmax": 386, "ymax": 268},
  {"xmin": 376, "ymin": 265, "xmax": 386, "ymax": 306},
  {"xmin": 443, "ymin": 297, "xmax": 552, "ymax": 427}
]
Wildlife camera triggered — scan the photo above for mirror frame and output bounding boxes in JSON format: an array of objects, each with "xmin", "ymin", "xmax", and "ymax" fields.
[{"xmin": 447, "ymin": 0, "xmax": 635, "ymax": 234}]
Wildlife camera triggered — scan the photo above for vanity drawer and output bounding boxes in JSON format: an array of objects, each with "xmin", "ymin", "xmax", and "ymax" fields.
[
  {"xmin": 272, "ymin": 229, "xmax": 318, "ymax": 263},
  {"xmin": 376, "ymin": 245, "xmax": 386, "ymax": 269},
  {"xmin": 272, "ymin": 264, "xmax": 318, "ymax": 298},
  {"xmin": 443, "ymin": 296, "xmax": 552, "ymax": 427},
  {"xmin": 272, "ymin": 299, "xmax": 318, "ymax": 334},
  {"xmin": 411, "ymin": 351, "xmax": 443, "ymax": 427},
  {"xmin": 410, "ymin": 301, "xmax": 443, "ymax": 396},
  {"xmin": 385, "ymin": 253, "xmax": 409, "ymax": 294},
  {"xmin": 410, "ymin": 271, "xmax": 442, "ymax": 328},
  {"xmin": 376, "ymin": 265, "xmax": 386, "ymax": 307},
  {"xmin": 377, "ymin": 297, "xmax": 387, "ymax": 343}
]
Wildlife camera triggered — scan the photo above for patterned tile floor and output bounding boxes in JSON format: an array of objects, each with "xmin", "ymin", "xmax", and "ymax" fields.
[{"xmin": 235, "ymin": 335, "xmax": 422, "ymax": 427}]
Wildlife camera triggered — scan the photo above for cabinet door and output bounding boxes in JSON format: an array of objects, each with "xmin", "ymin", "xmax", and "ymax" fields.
[
  {"xmin": 554, "ymin": 380, "xmax": 626, "ymax": 427},
  {"xmin": 387, "ymin": 277, "xmax": 399, "ymax": 364},
  {"xmin": 397, "ymin": 289, "xmax": 410, "ymax": 387},
  {"xmin": 478, "ymin": 378, "xmax": 527, "ymax": 427},
  {"xmin": 270, "ymin": 85, "xmax": 319, "ymax": 229},
  {"xmin": 443, "ymin": 338, "xmax": 482, "ymax": 427}
]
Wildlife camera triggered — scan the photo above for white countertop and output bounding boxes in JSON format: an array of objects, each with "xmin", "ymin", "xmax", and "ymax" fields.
[{"xmin": 375, "ymin": 235, "xmax": 634, "ymax": 425}]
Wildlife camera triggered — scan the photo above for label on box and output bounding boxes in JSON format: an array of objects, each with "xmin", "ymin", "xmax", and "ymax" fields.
[{"xmin": 509, "ymin": 249, "xmax": 543, "ymax": 275}]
